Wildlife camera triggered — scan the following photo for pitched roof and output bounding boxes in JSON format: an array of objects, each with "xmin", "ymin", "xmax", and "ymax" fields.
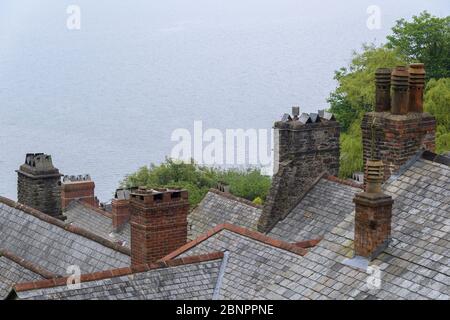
[
  {"xmin": 64, "ymin": 201, "xmax": 130, "ymax": 246},
  {"xmin": 0, "ymin": 197, "xmax": 131, "ymax": 278},
  {"xmin": 0, "ymin": 250, "xmax": 47, "ymax": 299},
  {"xmin": 267, "ymin": 177, "xmax": 361, "ymax": 242},
  {"xmin": 161, "ymin": 223, "xmax": 319, "ymax": 299},
  {"xmin": 13, "ymin": 252, "xmax": 224, "ymax": 300},
  {"xmin": 159, "ymin": 155, "xmax": 450, "ymax": 300},
  {"xmin": 188, "ymin": 189, "xmax": 262, "ymax": 240}
]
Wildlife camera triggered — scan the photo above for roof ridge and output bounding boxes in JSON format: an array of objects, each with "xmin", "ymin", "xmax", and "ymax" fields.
[
  {"xmin": 323, "ymin": 174, "xmax": 364, "ymax": 190},
  {"xmin": 0, "ymin": 196, "xmax": 130, "ymax": 256},
  {"xmin": 161, "ymin": 223, "xmax": 311, "ymax": 261},
  {"xmin": 0, "ymin": 249, "xmax": 57, "ymax": 279},
  {"xmin": 13, "ymin": 251, "xmax": 224, "ymax": 293},
  {"xmin": 66, "ymin": 200, "xmax": 113, "ymax": 219},
  {"xmin": 208, "ymin": 189, "xmax": 263, "ymax": 209}
]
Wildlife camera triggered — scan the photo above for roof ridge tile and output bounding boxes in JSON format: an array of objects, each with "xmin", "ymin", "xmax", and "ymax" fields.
[{"xmin": 13, "ymin": 251, "xmax": 224, "ymax": 293}]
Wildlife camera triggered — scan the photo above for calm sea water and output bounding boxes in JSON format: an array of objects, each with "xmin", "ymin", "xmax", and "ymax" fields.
[{"xmin": 0, "ymin": 0, "xmax": 448, "ymax": 201}]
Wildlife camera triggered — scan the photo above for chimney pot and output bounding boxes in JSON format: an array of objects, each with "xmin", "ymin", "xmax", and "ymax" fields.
[
  {"xmin": 408, "ymin": 63, "xmax": 425, "ymax": 113},
  {"xmin": 375, "ymin": 68, "xmax": 391, "ymax": 112},
  {"xmin": 391, "ymin": 66, "xmax": 410, "ymax": 115}
]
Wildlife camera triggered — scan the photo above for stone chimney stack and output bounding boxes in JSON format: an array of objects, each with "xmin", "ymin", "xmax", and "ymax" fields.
[
  {"xmin": 375, "ymin": 68, "xmax": 391, "ymax": 112},
  {"xmin": 129, "ymin": 187, "xmax": 189, "ymax": 265},
  {"xmin": 258, "ymin": 108, "xmax": 340, "ymax": 233},
  {"xmin": 16, "ymin": 153, "xmax": 63, "ymax": 219},
  {"xmin": 61, "ymin": 175, "xmax": 98, "ymax": 209},
  {"xmin": 353, "ymin": 160, "xmax": 393, "ymax": 260},
  {"xmin": 361, "ymin": 64, "xmax": 436, "ymax": 181},
  {"xmin": 111, "ymin": 188, "xmax": 134, "ymax": 231}
]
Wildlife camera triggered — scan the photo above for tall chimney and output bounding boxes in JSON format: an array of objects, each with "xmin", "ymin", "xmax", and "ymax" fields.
[
  {"xmin": 361, "ymin": 65, "xmax": 436, "ymax": 181},
  {"xmin": 375, "ymin": 68, "xmax": 391, "ymax": 112},
  {"xmin": 258, "ymin": 108, "xmax": 340, "ymax": 232},
  {"xmin": 408, "ymin": 63, "xmax": 426, "ymax": 113},
  {"xmin": 130, "ymin": 187, "xmax": 189, "ymax": 265},
  {"xmin": 16, "ymin": 153, "xmax": 63, "ymax": 219},
  {"xmin": 111, "ymin": 188, "xmax": 133, "ymax": 231},
  {"xmin": 61, "ymin": 175, "xmax": 98, "ymax": 209},
  {"xmin": 353, "ymin": 160, "xmax": 393, "ymax": 260},
  {"xmin": 391, "ymin": 66, "xmax": 409, "ymax": 115}
]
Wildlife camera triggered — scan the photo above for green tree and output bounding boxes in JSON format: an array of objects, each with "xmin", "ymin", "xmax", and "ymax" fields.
[
  {"xmin": 328, "ymin": 45, "xmax": 406, "ymax": 133},
  {"xmin": 120, "ymin": 158, "xmax": 271, "ymax": 207},
  {"xmin": 387, "ymin": 11, "xmax": 450, "ymax": 79},
  {"xmin": 424, "ymin": 78, "xmax": 450, "ymax": 153}
]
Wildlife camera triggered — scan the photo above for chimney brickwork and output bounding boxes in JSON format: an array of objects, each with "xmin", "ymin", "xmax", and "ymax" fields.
[
  {"xmin": 111, "ymin": 188, "xmax": 135, "ymax": 231},
  {"xmin": 61, "ymin": 175, "xmax": 98, "ymax": 209},
  {"xmin": 258, "ymin": 109, "xmax": 340, "ymax": 233},
  {"xmin": 362, "ymin": 65, "xmax": 436, "ymax": 182},
  {"xmin": 130, "ymin": 188, "xmax": 189, "ymax": 265},
  {"xmin": 354, "ymin": 160, "xmax": 393, "ymax": 260},
  {"xmin": 16, "ymin": 153, "xmax": 63, "ymax": 219}
]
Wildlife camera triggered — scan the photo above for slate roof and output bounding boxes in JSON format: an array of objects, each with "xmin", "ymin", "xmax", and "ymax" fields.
[
  {"xmin": 0, "ymin": 250, "xmax": 46, "ymax": 299},
  {"xmin": 163, "ymin": 224, "xmax": 315, "ymax": 300},
  {"xmin": 13, "ymin": 252, "xmax": 224, "ymax": 300},
  {"xmin": 268, "ymin": 177, "xmax": 362, "ymax": 242},
  {"xmin": 64, "ymin": 201, "xmax": 130, "ymax": 247},
  {"xmin": 161, "ymin": 156, "xmax": 450, "ymax": 300},
  {"xmin": 188, "ymin": 189, "xmax": 262, "ymax": 240},
  {"xmin": 0, "ymin": 197, "xmax": 131, "ymax": 279}
]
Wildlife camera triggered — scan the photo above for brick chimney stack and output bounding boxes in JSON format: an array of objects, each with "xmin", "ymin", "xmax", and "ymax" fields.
[
  {"xmin": 129, "ymin": 187, "xmax": 189, "ymax": 265},
  {"xmin": 258, "ymin": 108, "xmax": 340, "ymax": 233},
  {"xmin": 16, "ymin": 153, "xmax": 63, "ymax": 219},
  {"xmin": 361, "ymin": 64, "xmax": 436, "ymax": 181},
  {"xmin": 111, "ymin": 188, "xmax": 134, "ymax": 231},
  {"xmin": 353, "ymin": 160, "xmax": 393, "ymax": 260},
  {"xmin": 61, "ymin": 175, "xmax": 98, "ymax": 209},
  {"xmin": 375, "ymin": 68, "xmax": 391, "ymax": 112}
]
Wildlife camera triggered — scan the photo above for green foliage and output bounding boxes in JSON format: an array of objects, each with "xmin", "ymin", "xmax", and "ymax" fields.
[
  {"xmin": 424, "ymin": 78, "xmax": 450, "ymax": 153},
  {"xmin": 338, "ymin": 121, "xmax": 363, "ymax": 178},
  {"xmin": 330, "ymin": 12, "xmax": 450, "ymax": 177},
  {"xmin": 387, "ymin": 11, "xmax": 450, "ymax": 79},
  {"xmin": 252, "ymin": 197, "xmax": 263, "ymax": 205},
  {"xmin": 328, "ymin": 45, "xmax": 406, "ymax": 133},
  {"xmin": 121, "ymin": 158, "xmax": 271, "ymax": 207}
]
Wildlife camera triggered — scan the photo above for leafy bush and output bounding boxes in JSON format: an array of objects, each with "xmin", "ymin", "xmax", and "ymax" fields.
[{"xmin": 121, "ymin": 158, "xmax": 271, "ymax": 207}]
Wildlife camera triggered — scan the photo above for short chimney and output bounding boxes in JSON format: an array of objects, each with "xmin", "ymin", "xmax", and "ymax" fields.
[
  {"xmin": 130, "ymin": 187, "xmax": 189, "ymax": 265},
  {"xmin": 408, "ymin": 63, "xmax": 425, "ymax": 113},
  {"xmin": 375, "ymin": 68, "xmax": 391, "ymax": 112},
  {"xmin": 16, "ymin": 153, "xmax": 63, "ymax": 219},
  {"xmin": 111, "ymin": 188, "xmax": 133, "ymax": 231},
  {"xmin": 216, "ymin": 181, "xmax": 230, "ymax": 193},
  {"xmin": 391, "ymin": 66, "xmax": 410, "ymax": 115},
  {"xmin": 61, "ymin": 175, "xmax": 98, "ymax": 209},
  {"xmin": 353, "ymin": 160, "xmax": 393, "ymax": 260}
]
